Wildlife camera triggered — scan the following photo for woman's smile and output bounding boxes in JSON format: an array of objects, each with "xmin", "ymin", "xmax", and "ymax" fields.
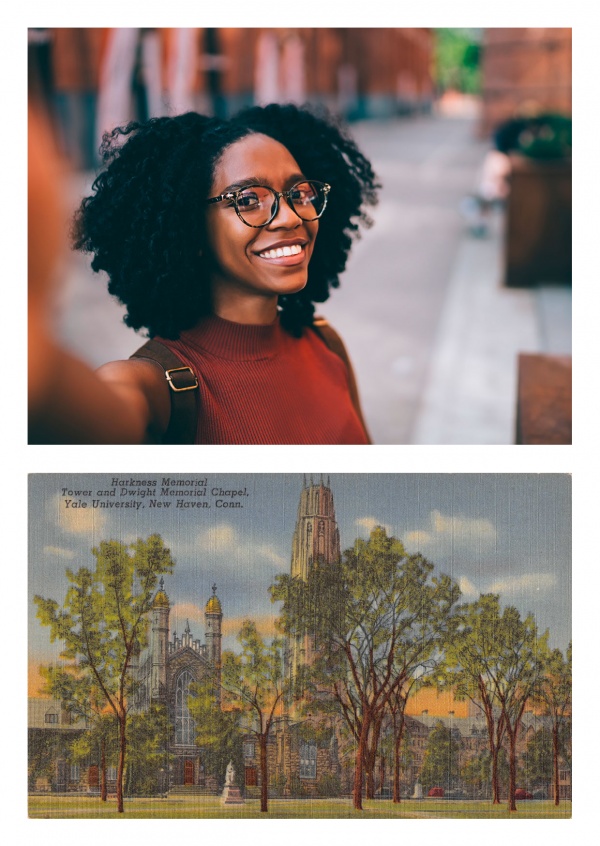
[{"xmin": 255, "ymin": 238, "xmax": 308, "ymax": 263}]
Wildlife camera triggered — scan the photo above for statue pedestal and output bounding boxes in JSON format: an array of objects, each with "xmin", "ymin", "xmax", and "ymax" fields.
[{"xmin": 221, "ymin": 785, "xmax": 245, "ymax": 804}]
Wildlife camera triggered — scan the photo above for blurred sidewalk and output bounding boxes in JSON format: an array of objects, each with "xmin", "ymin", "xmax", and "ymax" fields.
[
  {"xmin": 410, "ymin": 211, "xmax": 571, "ymax": 444},
  {"xmin": 325, "ymin": 114, "xmax": 571, "ymax": 445},
  {"xmin": 53, "ymin": 111, "xmax": 571, "ymax": 445}
]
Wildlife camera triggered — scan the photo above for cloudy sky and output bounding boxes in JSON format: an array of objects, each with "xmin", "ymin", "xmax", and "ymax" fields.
[{"xmin": 29, "ymin": 473, "xmax": 571, "ymax": 692}]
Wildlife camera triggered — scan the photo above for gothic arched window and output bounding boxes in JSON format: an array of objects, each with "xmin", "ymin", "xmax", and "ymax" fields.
[
  {"xmin": 299, "ymin": 740, "xmax": 317, "ymax": 779},
  {"xmin": 175, "ymin": 670, "xmax": 195, "ymax": 745}
]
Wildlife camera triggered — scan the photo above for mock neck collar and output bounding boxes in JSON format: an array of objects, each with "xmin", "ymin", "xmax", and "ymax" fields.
[{"xmin": 178, "ymin": 313, "xmax": 286, "ymax": 361}]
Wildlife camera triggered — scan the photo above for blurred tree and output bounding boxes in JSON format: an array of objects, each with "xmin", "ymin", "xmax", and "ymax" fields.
[{"xmin": 434, "ymin": 29, "xmax": 481, "ymax": 94}]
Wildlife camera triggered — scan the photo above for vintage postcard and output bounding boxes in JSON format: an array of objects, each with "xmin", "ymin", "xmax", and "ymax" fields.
[{"xmin": 28, "ymin": 473, "xmax": 571, "ymax": 819}]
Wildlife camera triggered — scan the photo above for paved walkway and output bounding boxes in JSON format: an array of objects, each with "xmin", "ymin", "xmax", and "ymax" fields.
[
  {"xmin": 411, "ymin": 211, "xmax": 571, "ymax": 444},
  {"xmin": 325, "ymin": 115, "xmax": 571, "ymax": 444},
  {"xmin": 54, "ymin": 112, "xmax": 571, "ymax": 445}
]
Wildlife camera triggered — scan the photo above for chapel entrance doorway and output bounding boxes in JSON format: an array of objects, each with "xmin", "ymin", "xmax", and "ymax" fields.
[{"xmin": 184, "ymin": 759, "xmax": 195, "ymax": 785}]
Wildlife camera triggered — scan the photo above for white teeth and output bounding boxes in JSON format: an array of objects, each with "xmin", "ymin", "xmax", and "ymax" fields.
[{"xmin": 259, "ymin": 244, "xmax": 303, "ymax": 259}]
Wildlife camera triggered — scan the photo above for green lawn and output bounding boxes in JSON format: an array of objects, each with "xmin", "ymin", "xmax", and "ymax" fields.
[{"xmin": 28, "ymin": 795, "xmax": 572, "ymax": 819}]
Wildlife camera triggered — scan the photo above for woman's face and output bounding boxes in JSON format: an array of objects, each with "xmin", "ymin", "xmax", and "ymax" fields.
[{"xmin": 205, "ymin": 133, "xmax": 319, "ymax": 313}]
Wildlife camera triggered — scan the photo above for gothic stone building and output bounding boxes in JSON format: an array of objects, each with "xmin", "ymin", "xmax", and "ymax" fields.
[{"xmin": 132, "ymin": 580, "xmax": 223, "ymax": 788}]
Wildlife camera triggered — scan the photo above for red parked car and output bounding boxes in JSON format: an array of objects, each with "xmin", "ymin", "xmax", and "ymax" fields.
[
  {"xmin": 428, "ymin": 787, "xmax": 444, "ymax": 797},
  {"xmin": 514, "ymin": 788, "xmax": 533, "ymax": 800}
]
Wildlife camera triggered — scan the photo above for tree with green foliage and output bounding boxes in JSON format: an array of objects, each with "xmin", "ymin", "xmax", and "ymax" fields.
[
  {"xmin": 532, "ymin": 643, "xmax": 571, "ymax": 805},
  {"xmin": 488, "ymin": 604, "xmax": 546, "ymax": 812},
  {"xmin": 39, "ymin": 664, "xmax": 118, "ymax": 801},
  {"xmin": 419, "ymin": 720, "xmax": 462, "ymax": 794},
  {"xmin": 28, "ymin": 723, "xmax": 76, "ymax": 793},
  {"xmin": 34, "ymin": 534, "xmax": 175, "ymax": 813},
  {"xmin": 271, "ymin": 526, "xmax": 460, "ymax": 810},
  {"xmin": 441, "ymin": 594, "xmax": 508, "ymax": 804},
  {"xmin": 461, "ymin": 747, "xmax": 510, "ymax": 798},
  {"xmin": 386, "ymin": 678, "xmax": 418, "ymax": 802},
  {"xmin": 69, "ymin": 712, "xmax": 119, "ymax": 799},
  {"xmin": 443, "ymin": 595, "xmax": 546, "ymax": 811},
  {"xmin": 218, "ymin": 620, "xmax": 287, "ymax": 812},
  {"xmin": 188, "ymin": 675, "xmax": 244, "ymax": 790},
  {"xmin": 521, "ymin": 727, "xmax": 553, "ymax": 793},
  {"xmin": 125, "ymin": 704, "xmax": 173, "ymax": 795}
]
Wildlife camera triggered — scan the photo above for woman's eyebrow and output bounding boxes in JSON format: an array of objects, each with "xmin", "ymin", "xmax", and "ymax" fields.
[{"xmin": 223, "ymin": 173, "xmax": 306, "ymax": 192}]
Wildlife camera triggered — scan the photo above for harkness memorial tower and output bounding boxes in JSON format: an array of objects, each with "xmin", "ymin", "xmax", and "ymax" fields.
[{"xmin": 289, "ymin": 475, "xmax": 341, "ymax": 688}]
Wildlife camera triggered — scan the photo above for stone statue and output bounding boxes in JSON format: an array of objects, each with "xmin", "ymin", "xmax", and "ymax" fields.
[{"xmin": 221, "ymin": 759, "xmax": 244, "ymax": 805}]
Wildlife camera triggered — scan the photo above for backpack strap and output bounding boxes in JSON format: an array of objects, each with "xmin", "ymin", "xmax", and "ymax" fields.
[
  {"xmin": 130, "ymin": 340, "xmax": 199, "ymax": 445},
  {"xmin": 312, "ymin": 317, "xmax": 371, "ymax": 443}
]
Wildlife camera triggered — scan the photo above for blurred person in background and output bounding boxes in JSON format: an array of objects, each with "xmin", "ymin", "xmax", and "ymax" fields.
[
  {"xmin": 30, "ymin": 104, "xmax": 378, "ymax": 444},
  {"xmin": 461, "ymin": 102, "xmax": 572, "ymax": 237}
]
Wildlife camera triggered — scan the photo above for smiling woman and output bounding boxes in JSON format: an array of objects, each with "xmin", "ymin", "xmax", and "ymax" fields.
[{"xmin": 31, "ymin": 104, "xmax": 379, "ymax": 445}]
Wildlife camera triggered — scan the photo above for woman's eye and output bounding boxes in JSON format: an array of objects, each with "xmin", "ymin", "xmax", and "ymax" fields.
[
  {"xmin": 292, "ymin": 186, "xmax": 315, "ymax": 204},
  {"xmin": 237, "ymin": 192, "xmax": 260, "ymax": 208}
]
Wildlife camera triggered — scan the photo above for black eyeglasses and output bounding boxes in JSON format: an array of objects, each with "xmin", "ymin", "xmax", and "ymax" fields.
[{"xmin": 207, "ymin": 179, "xmax": 331, "ymax": 228}]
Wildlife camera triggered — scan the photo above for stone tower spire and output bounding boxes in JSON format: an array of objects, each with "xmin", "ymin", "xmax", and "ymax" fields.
[
  {"xmin": 289, "ymin": 477, "xmax": 340, "ymax": 692},
  {"xmin": 150, "ymin": 577, "xmax": 170, "ymax": 702},
  {"xmin": 291, "ymin": 477, "xmax": 340, "ymax": 580},
  {"xmin": 205, "ymin": 583, "xmax": 223, "ymax": 668}
]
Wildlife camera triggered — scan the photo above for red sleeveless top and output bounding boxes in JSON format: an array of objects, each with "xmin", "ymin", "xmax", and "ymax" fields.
[{"xmin": 156, "ymin": 314, "xmax": 369, "ymax": 445}]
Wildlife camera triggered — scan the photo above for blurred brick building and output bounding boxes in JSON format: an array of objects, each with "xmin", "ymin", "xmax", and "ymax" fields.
[
  {"xmin": 213, "ymin": 28, "xmax": 434, "ymax": 118},
  {"xmin": 29, "ymin": 27, "xmax": 434, "ymax": 168},
  {"xmin": 479, "ymin": 28, "xmax": 572, "ymax": 138}
]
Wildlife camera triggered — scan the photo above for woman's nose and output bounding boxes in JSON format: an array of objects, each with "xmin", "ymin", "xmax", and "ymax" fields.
[{"xmin": 268, "ymin": 194, "xmax": 301, "ymax": 228}]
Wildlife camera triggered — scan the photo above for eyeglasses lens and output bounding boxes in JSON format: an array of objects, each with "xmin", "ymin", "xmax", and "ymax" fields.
[
  {"xmin": 236, "ymin": 186, "xmax": 275, "ymax": 226},
  {"xmin": 236, "ymin": 182, "xmax": 326, "ymax": 225}
]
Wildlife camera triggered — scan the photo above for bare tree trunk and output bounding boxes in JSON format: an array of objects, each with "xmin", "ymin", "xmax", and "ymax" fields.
[
  {"xmin": 507, "ymin": 731, "xmax": 517, "ymax": 812},
  {"xmin": 364, "ymin": 714, "xmax": 381, "ymax": 799},
  {"xmin": 100, "ymin": 736, "xmax": 107, "ymax": 802},
  {"xmin": 353, "ymin": 714, "xmax": 371, "ymax": 810},
  {"xmin": 553, "ymin": 722, "xmax": 560, "ymax": 806},
  {"xmin": 490, "ymin": 745, "xmax": 500, "ymax": 804},
  {"xmin": 392, "ymin": 716, "xmax": 405, "ymax": 803},
  {"xmin": 365, "ymin": 765, "xmax": 375, "ymax": 799},
  {"xmin": 479, "ymin": 680, "xmax": 503, "ymax": 804},
  {"xmin": 116, "ymin": 713, "xmax": 126, "ymax": 814},
  {"xmin": 259, "ymin": 733, "xmax": 269, "ymax": 813}
]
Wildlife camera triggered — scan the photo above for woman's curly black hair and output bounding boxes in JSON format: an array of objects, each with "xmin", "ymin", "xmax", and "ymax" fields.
[{"xmin": 73, "ymin": 103, "xmax": 379, "ymax": 338}]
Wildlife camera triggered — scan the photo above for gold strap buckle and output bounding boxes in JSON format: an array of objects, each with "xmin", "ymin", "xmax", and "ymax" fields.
[{"xmin": 165, "ymin": 366, "xmax": 198, "ymax": 392}]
